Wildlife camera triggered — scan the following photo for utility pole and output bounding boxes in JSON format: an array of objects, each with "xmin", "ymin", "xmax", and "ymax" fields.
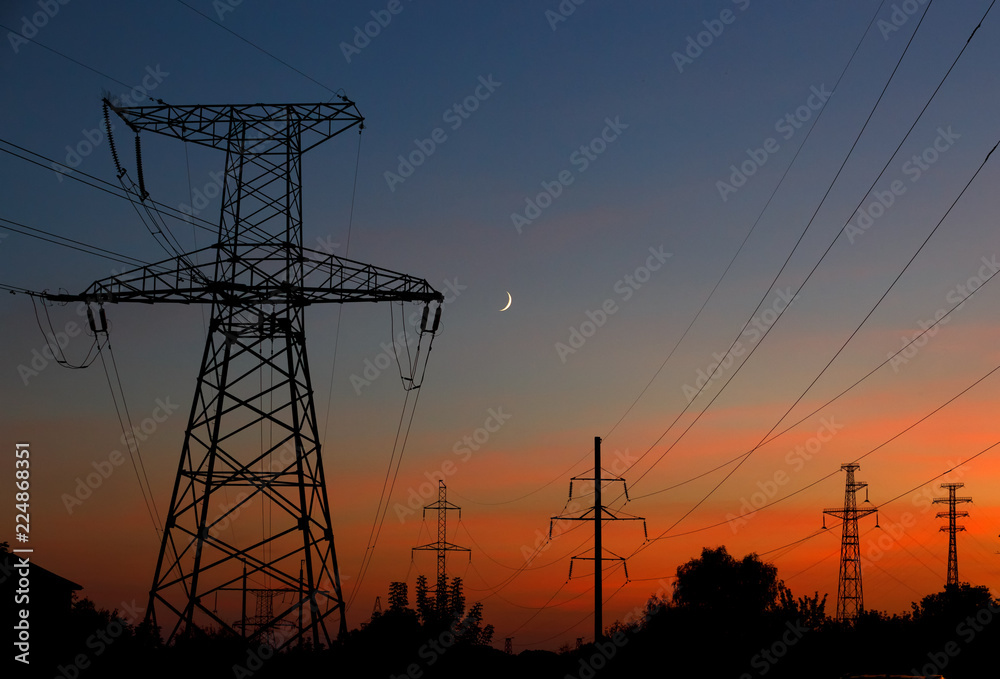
[
  {"xmin": 412, "ymin": 481, "xmax": 470, "ymax": 611},
  {"xmin": 551, "ymin": 436, "xmax": 646, "ymax": 643},
  {"xmin": 45, "ymin": 99, "xmax": 444, "ymax": 649},
  {"xmin": 934, "ymin": 483, "xmax": 971, "ymax": 587},
  {"xmin": 594, "ymin": 436, "xmax": 602, "ymax": 643},
  {"xmin": 822, "ymin": 462, "xmax": 878, "ymax": 623}
]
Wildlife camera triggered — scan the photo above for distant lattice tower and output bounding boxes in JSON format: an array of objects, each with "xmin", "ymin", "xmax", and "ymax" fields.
[
  {"xmin": 934, "ymin": 483, "xmax": 972, "ymax": 586},
  {"xmin": 823, "ymin": 463, "xmax": 878, "ymax": 623},
  {"xmin": 504, "ymin": 637, "xmax": 513, "ymax": 654},
  {"xmin": 412, "ymin": 481, "xmax": 469, "ymax": 610}
]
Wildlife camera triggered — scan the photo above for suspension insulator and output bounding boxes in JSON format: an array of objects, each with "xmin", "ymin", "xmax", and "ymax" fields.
[
  {"xmin": 431, "ymin": 305, "xmax": 442, "ymax": 333},
  {"xmin": 419, "ymin": 305, "xmax": 430, "ymax": 332},
  {"xmin": 104, "ymin": 101, "xmax": 124, "ymax": 178},
  {"xmin": 86, "ymin": 307, "xmax": 97, "ymax": 334},
  {"xmin": 135, "ymin": 134, "xmax": 148, "ymax": 200},
  {"xmin": 98, "ymin": 307, "xmax": 108, "ymax": 332}
]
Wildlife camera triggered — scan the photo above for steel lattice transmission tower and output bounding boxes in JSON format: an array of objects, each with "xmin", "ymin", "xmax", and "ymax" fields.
[
  {"xmin": 412, "ymin": 481, "xmax": 469, "ymax": 611},
  {"xmin": 822, "ymin": 462, "xmax": 878, "ymax": 623},
  {"xmin": 48, "ymin": 99, "xmax": 444, "ymax": 648},
  {"xmin": 934, "ymin": 483, "xmax": 972, "ymax": 586}
]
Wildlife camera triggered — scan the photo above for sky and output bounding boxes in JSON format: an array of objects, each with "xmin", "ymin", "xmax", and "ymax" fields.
[{"xmin": 2, "ymin": 0, "xmax": 1000, "ymax": 652}]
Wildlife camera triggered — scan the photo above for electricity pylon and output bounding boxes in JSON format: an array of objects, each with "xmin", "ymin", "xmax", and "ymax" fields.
[
  {"xmin": 934, "ymin": 483, "xmax": 972, "ymax": 586},
  {"xmin": 551, "ymin": 437, "xmax": 646, "ymax": 642},
  {"xmin": 822, "ymin": 462, "xmax": 878, "ymax": 623},
  {"xmin": 412, "ymin": 481, "xmax": 469, "ymax": 611},
  {"xmin": 47, "ymin": 99, "xmax": 444, "ymax": 648}
]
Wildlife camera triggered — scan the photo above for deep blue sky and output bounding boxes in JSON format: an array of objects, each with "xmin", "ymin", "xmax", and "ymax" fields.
[{"xmin": 3, "ymin": 0, "xmax": 1000, "ymax": 650}]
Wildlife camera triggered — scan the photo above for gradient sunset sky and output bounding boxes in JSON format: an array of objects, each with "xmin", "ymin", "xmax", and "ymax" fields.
[{"xmin": 3, "ymin": 0, "xmax": 1000, "ymax": 650}]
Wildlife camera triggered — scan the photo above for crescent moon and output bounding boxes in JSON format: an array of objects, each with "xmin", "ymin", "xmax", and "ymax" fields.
[{"xmin": 500, "ymin": 291, "xmax": 512, "ymax": 312}]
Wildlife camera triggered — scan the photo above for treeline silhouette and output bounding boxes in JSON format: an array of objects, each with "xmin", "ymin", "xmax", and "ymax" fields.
[{"xmin": 10, "ymin": 543, "xmax": 999, "ymax": 678}]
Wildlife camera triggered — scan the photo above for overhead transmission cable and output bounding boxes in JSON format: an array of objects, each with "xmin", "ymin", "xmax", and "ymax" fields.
[
  {"xmin": 617, "ymin": 0, "xmax": 992, "ymax": 505},
  {"xmin": 171, "ymin": 0, "xmax": 341, "ymax": 96},
  {"xmin": 636, "ymin": 77, "xmax": 999, "ymax": 540},
  {"xmin": 447, "ymin": 0, "xmax": 887, "ymax": 510}
]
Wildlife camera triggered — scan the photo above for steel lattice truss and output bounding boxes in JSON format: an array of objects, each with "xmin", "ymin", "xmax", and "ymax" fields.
[
  {"xmin": 934, "ymin": 483, "xmax": 972, "ymax": 587},
  {"xmin": 412, "ymin": 481, "xmax": 468, "ymax": 611},
  {"xmin": 823, "ymin": 463, "xmax": 878, "ymax": 624},
  {"xmin": 48, "ymin": 99, "xmax": 443, "ymax": 649}
]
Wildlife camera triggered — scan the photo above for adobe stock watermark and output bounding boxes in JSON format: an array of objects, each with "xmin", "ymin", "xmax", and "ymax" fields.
[
  {"xmin": 565, "ymin": 630, "xmax": 629, "ymax": 679},
  {"xmin": 567, "ymin": 578, "xmax": 675, "ymax": 679},
  {"xmin": 388, "ymin": 611, "xmax": 488, "ymax": 679},
  {"xmin": 738, "ymin": 620, "xmax": 810, "ymax": 678},
  {"xmin": 521, "ymin": 448, "xmax": 637, "ymax": 564},
  {"xmin": 846, "ymin": 126, "xmax": 959, "ymax": 243},
  {"xmin": 554, "ymin": 246, "xmax": 671, "ymax": 363},
  {"xmin": 910, "ymin": 589, "xmax": 999, "ymax": 678},
  {"xmin": 384, "ymin": 75, "xmax": 502, "ymax": 192},
  {"xmin": 213, "ymin": 0, "xmax": 243, "ymax": 21},
  {"xmin": 725, "ymin": 417, "xmax": 844, "ymax": 534},
  {"xmin": 7, "ymin": 0, "xmax": 72, "ymax": 54},
  {"xmin": 888, "ymin": 255, "xmax": 999, "ymax": 373},
  {"xmin": 393, "ymin": 407, "xmax": 512, "ymax": 522},
  {"xmin": 340, "ymin": 0, "xmax": 411, "ymax": 63},
  {"xmin": 50, "ymin": 598, "xmax": 145, "ymax": 678},
  {"xmin": 682, "ymin": 287, "xmax": 796, "ymax": 403},
  {"xmin": 61, "ymin": 397, "xmax": 180, "ymax": 514},
  {"xmin": 716, "ymin": 84, "xmax": 832, "ymax": 202},
  {"xmin": 178, "ymin": 170, "xmax": 225, "ymax": 223},
  {"xmin": 672, "ymin": 0, "xmax": 751, "ymax": 74},
  {"xmin": 545, "ymin": 0, "xmax": 586, "ymax": 31},
  {"xmin": 350, "ymin": 278, "xmax": 466, "ymax": 394},
  {"xmin": 510, "ymin": 116, "xmax": 628, "ymax": 234},
  {"xmin": 878, "ymin": 0, "xmax": 930, "ymax": 40},
  {"xmin": 50, "ymin": 65, "xmax": 170, "ymax": 182}
]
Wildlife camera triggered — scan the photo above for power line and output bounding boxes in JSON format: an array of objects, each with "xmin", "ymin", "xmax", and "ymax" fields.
[
  {"xmin": 620, "ymin": 0, "xmax": 946, "ymax": 497},
  {"xmin": 0, "ymin": 216, "xmax": 151, "ymax": 268},
  {"xmin": 615, "ymin": 1, "xmax": 995, "ymax": 524},
  {"xmin": 0, "ymin": 138, "xmax": 219, "ymax": 233},
  {"xmin": 594, "ymin": 0, "xmax": 890, "ymax": 466},
  {"xmin": 443, "ymin": 0, "xmax": 887, "ymax": 511},
  {"xmin": 630, "ymin": 247, "xmax": 1000, "ymax": 502},
  {"xmin": 171, "ymin": 0, "xmax": 340, "ymax": 96},
  {"xmin": 0, "ymin": 22, "xmax": 134, "ymax": 90},
  {"xmin": 638, "ymin": 349, "xmax": 1000, "ymax": 542},
  {"xmin": 651, "ymin": 132, "xmax": 998, "ymax": 539}
]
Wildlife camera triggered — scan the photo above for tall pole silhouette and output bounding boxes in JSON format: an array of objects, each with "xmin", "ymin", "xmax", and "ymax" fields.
[
  {"xmin": 594, "ymin": 436, "xmax": 602, "ymax": 642},
  {"xmin": 551, "ymin": 436, "xmax": 646, "ymax": 642},
  {"xmin": 823, "ymin": 463, "xmax": 878, "ymax": 623},
  {"xmin": 934, "ymin": 483, "xmax": 971, "ymax": 586},
  {"xmin": 46, "ymin": 99, "xmax": 444, "ymax": 648}
]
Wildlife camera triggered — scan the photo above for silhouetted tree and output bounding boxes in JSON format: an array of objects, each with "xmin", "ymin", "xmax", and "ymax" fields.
[
  {"xmin": 415, "ymin": 574, "xmax": 436, "ymax": 625},
  {"xmin": 449, "ymin": 576, "xmax": 466, "ymax": 620},
  {"xmin": 388, "ymin": 580, "xmax": 411, "ymax": 614},
  {"xmin": 672, "ymin": 546, "xmax": 784, "ymax": 617},
  {"xmin": 911, "ymin": 582, "xmax": 995, "ymax": 624},
  {"xmin": 777, "ymin": 587, "xmax": 828, "ymax": 628}
]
